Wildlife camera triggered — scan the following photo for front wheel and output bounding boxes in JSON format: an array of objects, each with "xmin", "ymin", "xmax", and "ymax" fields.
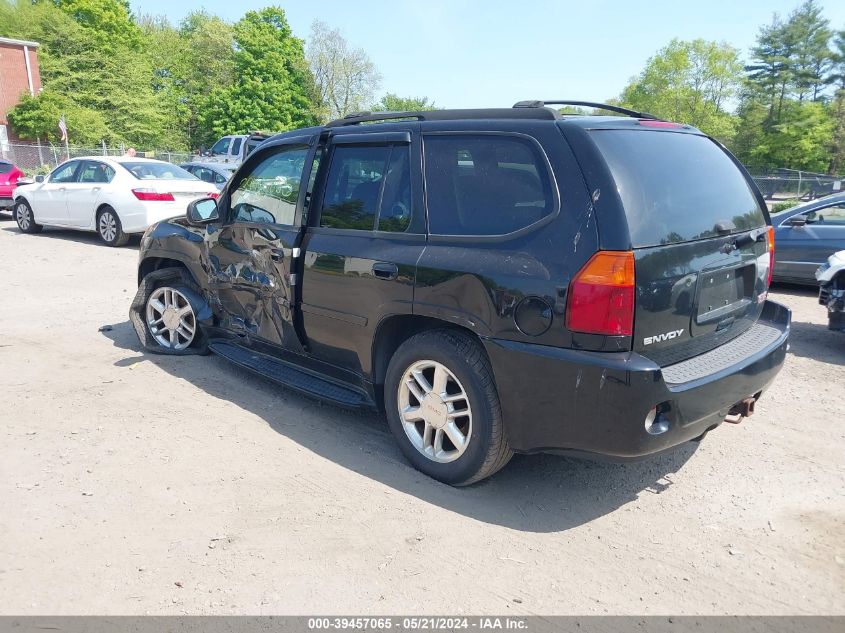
[
  {"xmin": 130, "ymin": 268, "xmax": 209, "ymax": 355},
  {"xmin": 97, "ymin": 207, "xmax": 129, "ymax": 247},
  {"xmin": 14, "ymin": 199, "xmax": 42, "ymax": 234},
  {"xmin": 384, "ymin": 329, "xmax": 513, "ymax": 486}
]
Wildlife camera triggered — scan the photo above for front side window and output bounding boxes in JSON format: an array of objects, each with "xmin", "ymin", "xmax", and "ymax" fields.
[
  {"xmin": 78, "ymin": 161, "xmax": 114, "ymax": 184},
  {"xmin": 424, "ymin": 134, "xmax": 555, "ymax": 236},
  {"xmin": 50, "ymin": 161, "xmax": 80, "ymax": 183},
  {"xmin": 804, "ymin": 204, "xmax": 845, "ymax": 226},
  {"xmin": 229, "ymin": 145, "xmax": 309, "ymax": 225},
  {"xmin": 193, "ymin": 167, "xmax": 215, "ymax": 184},
  {"xmin": 320, "ymin": 144, "xmax": 413, "ymax": 232}
]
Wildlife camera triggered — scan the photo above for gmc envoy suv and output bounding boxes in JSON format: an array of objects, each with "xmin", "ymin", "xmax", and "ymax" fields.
[{"xmin": 131, "ymin": 100, "xmax": 791, "ymax": 485}]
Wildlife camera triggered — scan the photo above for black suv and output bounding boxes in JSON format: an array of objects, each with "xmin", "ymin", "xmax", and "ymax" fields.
[{"xmin": 131, "ymin": 100, "xmax": 790, "ymax": 485}]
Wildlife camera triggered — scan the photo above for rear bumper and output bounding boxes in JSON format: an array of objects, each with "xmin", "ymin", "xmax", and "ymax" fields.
[{"xmin": 483, "ymin": 300, "xmax": 791, "ymax": 457}]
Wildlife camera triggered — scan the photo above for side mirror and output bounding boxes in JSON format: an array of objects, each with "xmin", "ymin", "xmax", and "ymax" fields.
[
  {"xmin": 186, "ymin": 197, "xmax": 219, "ymax": 225},
  {"xmin": 16, "ymin": 177, "xmax": 35, "ymax": 186},
  {"xmin": 788, "ymin": 215, "xmax": 807, "ymax": 227},
  {"xmin": 35, "ymin": 175, "xmax": 45, "ymax": 183}
]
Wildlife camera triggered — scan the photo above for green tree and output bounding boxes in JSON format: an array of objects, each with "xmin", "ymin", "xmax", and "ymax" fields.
[
  {"xmin": 828, "ymin": 30, "xmax": 845, "ymax": 173},
  {"xmin": 372, "ymin": 94, "xmax": 437, "ymax": 112},
  {"xmin": 307, "ymin": 20, "xmax": 381, "ymax": 121},
  {"xmin": 179, "ymin": 11, "xmax": 236, "ymax": 147},
  {"xmin": 746, "ymin": 100, "xmax": 834, "ymax": 171},
  {"xmin": 201, "ymin": 7, "xmax": 317, "ymax": 138},
  {"xmin": 787, "ymin": 0, "xmax": 833, "ymax": 102},
  {"xmin": 3, "ymin": 0, "xmax": 174, "ymax": 147},
  {"xmin": 745, "ymin": 15, "xmax": 795, "ymax": 122},
  {"xmin": 618, "ymin": 39, "xmax": 744, "ymax": 142}
]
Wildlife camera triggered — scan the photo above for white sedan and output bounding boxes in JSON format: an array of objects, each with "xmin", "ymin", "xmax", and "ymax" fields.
[{"xmin": 13, "ymin": 156, "xmax": 218, "ymax": 246}]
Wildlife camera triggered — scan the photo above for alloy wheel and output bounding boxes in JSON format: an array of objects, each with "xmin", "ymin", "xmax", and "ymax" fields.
[
  {"xmin": 99, "ymin": 211, "xmax": 118, "ymax": 242},
  {"xmin": 16, "ymin": 203, "xmax": 31, "ymax": 230},
  {"xmin": 397, "ymin": 359, "xmax": 472, "ymax": 463},
  {"xmin": 145, "ymin": 287, "xmax": 196, "ymax": 350}
]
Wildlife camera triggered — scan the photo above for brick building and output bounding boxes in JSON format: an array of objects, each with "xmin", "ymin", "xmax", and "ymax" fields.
[{"xmin": 0, "ymin": 37, "xmax": 42, "ymax": 146}]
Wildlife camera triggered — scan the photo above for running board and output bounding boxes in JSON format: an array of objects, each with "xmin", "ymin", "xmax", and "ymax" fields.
[{"xmin": 208, "ymin": 341, "xmax": 373, "ymax": 409}]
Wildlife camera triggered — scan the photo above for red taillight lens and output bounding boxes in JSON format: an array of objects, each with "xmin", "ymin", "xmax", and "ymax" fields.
[
  {"xmin": 208, "ymin": 192, "xmax": 220, "ymax": 199},
  {"xmin": 565, "ymin": 251, "xmax": 636, "ymax": 336},
  {"xmin": 766, "ymin": 226, "xmax": 775, "ymax": 288},
  {"xmin": 132, "ymin": 188, "xmax": 174, "ymax": 201}
]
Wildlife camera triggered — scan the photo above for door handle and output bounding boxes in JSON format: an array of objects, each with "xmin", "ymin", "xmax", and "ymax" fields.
[
  {"xmin": 57, "ymin": 187, "xmax": 66, "ymax": 191},
  {"xmin": 372, "ymin": 262, "xmax": 399, "ymax": 280},
  {"xmin": 92, "ymin": 186, "xmax": 101, "ymax": 192}
]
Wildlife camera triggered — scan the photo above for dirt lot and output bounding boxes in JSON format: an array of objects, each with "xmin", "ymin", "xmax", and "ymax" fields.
[{"xmin": 0, "ymin": 221, "xmax": 842, "ymax": 615}]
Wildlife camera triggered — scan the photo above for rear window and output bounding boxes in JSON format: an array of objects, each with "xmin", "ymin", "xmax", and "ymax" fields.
[
  {"xmin": 121, "ymin": 162, "xmax": 195, "ymax": 180},
  {"xmin": 590, "ymin": 131, "xmax": 765, "ymax": 247}
]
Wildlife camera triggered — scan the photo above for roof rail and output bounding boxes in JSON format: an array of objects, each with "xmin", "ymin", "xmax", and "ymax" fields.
[
  {"xmin": 325, "ymin": 107, "xmax": 560, "ymax": 127},
  {"xmin": 513, "ymin": 100, "xmax": 659, "ymax": 120},
  {"xmin": 325, "ymin": 111, "xmax": 426, "ymax": 127}
]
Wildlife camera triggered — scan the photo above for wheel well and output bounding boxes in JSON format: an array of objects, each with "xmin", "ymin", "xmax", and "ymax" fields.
[
  {"xmin": 371, "ymin": 315, "xmax": 482, "ymax": 390},
  {"xmin": 138, "ymin": 257, "xmax": 189, "ymax": 285},
  {"xmin": 95, "ymin": 203, "xmax": 114, "ymax": 221}
]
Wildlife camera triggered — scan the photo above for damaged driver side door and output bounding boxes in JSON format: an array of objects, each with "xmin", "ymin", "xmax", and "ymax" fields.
[{"xmin": 205, "ymin": 137, "xmax": 316, "ymax": 354}]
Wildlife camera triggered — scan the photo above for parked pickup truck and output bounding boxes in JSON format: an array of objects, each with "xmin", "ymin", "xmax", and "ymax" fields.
[{"xmin": 203, "ymin": 132, "xmax": 269, "ymax": 166}]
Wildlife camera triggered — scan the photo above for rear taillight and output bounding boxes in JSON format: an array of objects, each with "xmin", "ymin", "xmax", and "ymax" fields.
[
  {"xmin": 208, "ymin": 192, "xmax": 220, "ymax": 199},
  {"xmin": 565, "ymin": 251, "xmax": 635, "ymax": 336},
  {"xmin": 132, "ymin": 188, "xmax": 174, "ymax": 201},
  {"xmin": 766, "ymin": 226, "xmax": 775, "ymax": 288}
]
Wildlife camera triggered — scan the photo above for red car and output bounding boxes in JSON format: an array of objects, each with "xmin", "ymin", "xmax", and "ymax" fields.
[{"xmin": 0, "ymin": 160, "xmax": 26, "ymax": 214}]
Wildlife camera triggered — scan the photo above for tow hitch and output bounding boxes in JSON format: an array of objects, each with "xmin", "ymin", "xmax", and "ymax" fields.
[{"xmin": 724, "ymin": 397, "xmax": 757, "ymax": 424}]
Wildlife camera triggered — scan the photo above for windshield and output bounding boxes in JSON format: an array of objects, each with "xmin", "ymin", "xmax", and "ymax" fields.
[
  {"xmin": 590, "ymin": 130, "xmax": 766, "ymax": 248},
  {"xmin": 121, "ymin": 162, "xmax": 195, "ymax": 180}
]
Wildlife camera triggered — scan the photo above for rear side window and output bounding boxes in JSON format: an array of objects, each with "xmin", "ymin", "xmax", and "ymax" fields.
[
  {"xmin": 424, "ymin": 134, "xmax": 555, "ymax": 236},
  {"xmin": 590, "ymin": 131, "xmax": 765, "ymax": 248},
  {"xmin": 0, "ymin": 162, "xmax": 12, "ymax": 174},
  {"xmin": 320, "ymin": 144, "xmax": 414, "ymax": 232},
  {"xmin": 78, "ymin": 161, "xmax": 114, "ymax": 183},
  {"xmin": 231, "ymin": 138, "xmax": 242, "ymax": 156}
]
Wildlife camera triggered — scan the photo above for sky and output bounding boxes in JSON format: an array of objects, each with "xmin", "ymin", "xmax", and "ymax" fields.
[{"xmin": 131, "ymin": 0, "xmax": 845, "ymax": 110}]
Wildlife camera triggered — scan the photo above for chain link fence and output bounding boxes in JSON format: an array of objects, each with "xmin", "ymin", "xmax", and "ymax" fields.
[
  {"xmin": 749, "ymin": 168, "xmax": 844, "ymax": 202},
  {"xmin": 0, "ymin": 142, "xmax": 194, "ymax": 175}
]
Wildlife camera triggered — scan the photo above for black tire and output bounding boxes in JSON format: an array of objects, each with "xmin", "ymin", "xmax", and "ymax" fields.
[
  {"xmin": 96, "ymin": 206, "xmax": 129, "ymax": 247},
  {"xmin": 14, "ymin": 199, "xmax": 43, "ymax": 234},
  {"xmin": 130, "ymin": 268, "xmax": 209, "ymax": 355},
  {"xmin": 384, "ymin": 329, "xmax": 513, "ymax": 486}
]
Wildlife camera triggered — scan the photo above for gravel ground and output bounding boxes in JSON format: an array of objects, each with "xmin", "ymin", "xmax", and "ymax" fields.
[{"xmin": 0, "ymin": 221, "xmax": 842, "ymax": 615}]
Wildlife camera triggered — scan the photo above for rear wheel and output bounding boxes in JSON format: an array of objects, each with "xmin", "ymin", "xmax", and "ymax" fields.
[
  {"xmin": 14, "ymin": 199, "xmax": 42, "ymax": 234},
  {"xmin": 384, "ymin": 329, "xmax": 513, "ymax": 486},
  {"xmin": 97, "ymin": 207, "xmax": 129, "ymax": 247}
]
